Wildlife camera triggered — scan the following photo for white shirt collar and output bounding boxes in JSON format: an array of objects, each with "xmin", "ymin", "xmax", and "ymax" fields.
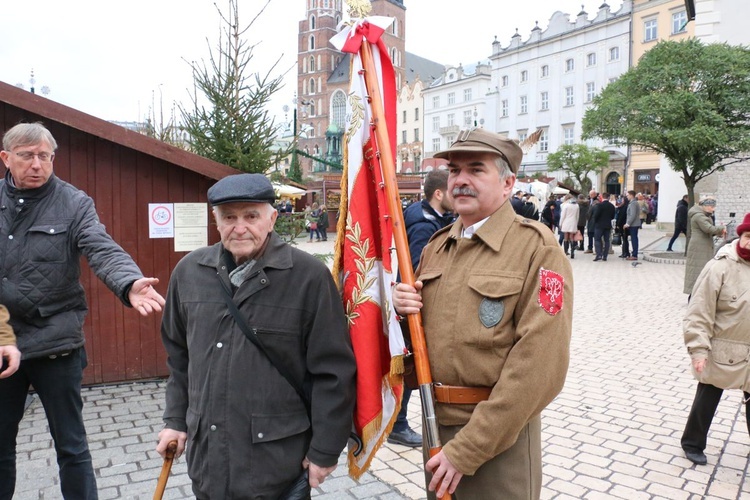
[{"xmin": 461, "ymin": 216, "xmax": 490, "ymax": 239}]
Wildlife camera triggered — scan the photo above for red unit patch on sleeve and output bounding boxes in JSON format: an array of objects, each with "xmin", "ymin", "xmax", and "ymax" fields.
[{"xmin": 538, "ymin": 268, "xmax": 564, "ymax": 316}]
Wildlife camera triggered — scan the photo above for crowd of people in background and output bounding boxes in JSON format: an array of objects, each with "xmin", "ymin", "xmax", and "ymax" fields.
[{"xmin": 512, "ymin": 188, "xmax": 662, "ymax": 263}]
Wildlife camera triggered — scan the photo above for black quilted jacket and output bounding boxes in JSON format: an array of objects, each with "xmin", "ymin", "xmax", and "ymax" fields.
[{"xmin": 0, "ymin": 173, "xmax": 143, "ymax": 359}]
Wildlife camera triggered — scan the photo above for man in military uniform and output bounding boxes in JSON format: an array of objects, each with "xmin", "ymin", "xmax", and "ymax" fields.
[{"xmin": 393, "ymin": 129, "xmax": 573, "ymax": 499}]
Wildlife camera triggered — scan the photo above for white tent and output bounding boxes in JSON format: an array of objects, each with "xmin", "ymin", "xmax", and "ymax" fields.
[{"xmin": 272, "ymin": 182, "xmax": 306, "ymax": 199}]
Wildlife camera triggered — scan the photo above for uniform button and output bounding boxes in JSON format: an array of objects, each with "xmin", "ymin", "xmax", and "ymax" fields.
[
  {"xmin": 2, "ymin": 277, "xmax": 6, "ymax": 281},
  {"xmin": 257, "ymin": 432, "xmax": 264, "ymax": 439},
  {"xmin": 210, "ymin": 425, "xmax": 217, "ymax": 431},
  {"xmin": 18, "ymin": 199, "xmax": 24, "ymax": 204},
  {"xmin": 49, "ymin": 228, "xmax": 55, "ymax": 233},
  {"xmin": 260, "ymin": 278, "xmax": 267, "ymax": 284},
  {"xmin": 216, "ymin": 342, "xmax": 223, "ymax": 348},
  {"xmin": 8, "ymin": 235, "xmax": 12, "ymax": 240}
]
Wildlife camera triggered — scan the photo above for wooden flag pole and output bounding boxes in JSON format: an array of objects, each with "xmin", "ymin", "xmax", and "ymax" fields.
[{"xmin": 358, "ymin": 39, "xmax": 451, "ymax": 500}]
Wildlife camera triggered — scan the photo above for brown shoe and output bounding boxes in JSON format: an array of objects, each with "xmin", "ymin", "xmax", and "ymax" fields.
[{"xmin": 626, "ymin": 256, "xmax": 638, "ymax": 261}]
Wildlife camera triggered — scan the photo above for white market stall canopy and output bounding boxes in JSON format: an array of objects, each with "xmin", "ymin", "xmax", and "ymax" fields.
[{"xmin": 272, "ymin": 182, "xmax": 306, "ymax": 200}]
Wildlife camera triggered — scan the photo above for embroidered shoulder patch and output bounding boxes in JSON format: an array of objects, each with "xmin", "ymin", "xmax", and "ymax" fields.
[{"xmin": 538, "ymin": 268, "xmax": 564, "ymax": 316}]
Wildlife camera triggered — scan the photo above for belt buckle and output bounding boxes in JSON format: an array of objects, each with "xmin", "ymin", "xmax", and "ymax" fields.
[{"xmin": 49, "ymin": 350, "xmax": 72, "ymax": 360}]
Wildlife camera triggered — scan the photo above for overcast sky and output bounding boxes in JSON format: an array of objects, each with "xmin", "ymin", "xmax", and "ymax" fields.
[{"xmin": 0, "ymin": 0, "xmax": 622, "ymax": 127}]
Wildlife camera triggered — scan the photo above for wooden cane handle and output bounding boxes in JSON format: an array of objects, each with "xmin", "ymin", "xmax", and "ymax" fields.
[{"xmin": 153, "ymin": 440, "xmax": 178, "ymax": 500}]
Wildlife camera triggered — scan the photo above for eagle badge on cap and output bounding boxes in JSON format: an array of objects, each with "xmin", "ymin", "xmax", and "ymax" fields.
[{"xmin": 538, "ymin": 268, "xmax": 564, "ymax": 316}]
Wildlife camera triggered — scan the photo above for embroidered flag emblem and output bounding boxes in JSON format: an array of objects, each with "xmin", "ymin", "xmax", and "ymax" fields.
[{"xmin": 538, "ymin": 268, "xmax": 564, "ymax": 316}]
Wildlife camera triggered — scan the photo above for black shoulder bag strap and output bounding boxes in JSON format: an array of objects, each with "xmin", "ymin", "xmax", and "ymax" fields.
[{"xmin": 217, "ymin": 275, "xmax": 310, "ymax": 415}]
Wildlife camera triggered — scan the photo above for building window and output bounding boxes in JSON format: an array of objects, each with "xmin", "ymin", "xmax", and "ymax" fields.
[
  {"xmin": 332, "ymin": 90, "xmax": 347, "ymax": 128},
  {"xmin": 644, "ymin": 19, "xmax": 658, "ymax": 42},
  {"xmin": 587, "ymin": 53, "xmax": 596, "ymax": 66},
  {"xmin": 432, "ymin": 116, "xmax": 440, "ymax": 132},
  {"xmin": 541, "ymin": 65, "xmax": 549, "ymax": 78},
  {"xmin": 539, "ymin": 129, "xmax": 549, "ymax": 152},
  {"xmin": 501, "ymin": 99, "xmax": 509, "ymax": 117},
  {"xmin": 585, "ymin": 82, "xmax": 596, "ymax": 102},
  {"xmin": 414, "ymin": 108, "xmax": 419, "ymax": 121},
  {"xmin": 520, "ymin": 95, "xmax": 528, "ymax": 114},
  {"xmin": 447, "ymin": 113, "xmax": 455, "ymax": 126},
  {"xmin": 309, "ymin": 35, "xmax": 315, "ymax": 50},
  {"xmin": 432, "ymin": 138, "xmax": 440, "ymax": 152},
  {"xmin": 565, "ymin": 86, "xmax": 574, "ymax": 106},
  {"xmin": 464, "ymin": 88, "xmax": 472, "ymax": 101},
  {"xmin": 447, "ymin": 92, "xmax": 455, "ymax": 105},
  {"xmin": 609, "ymin": 46, "xmax": 620, "ymax": 61},
  {"xmin": 309, "ymin": 56, "xmax": 315, "ymax": 72},
  {"xmin": 402, "ymin": 130, "xmax": 407, "ymax": 143},
  {"xmin": 414, "ymin": 128, "xmax": 420, "ymax": 141},
  {"xmin": 446, "ymin": 136, "xmax": 455, "ymax": 148},
  {"xmin": 672, "ymin": 11, "xmax": 688, "ymax": 34},
  {"xmin": 563, "ymin": 125, "xmax": 575, "ymax": 145},
  {"xmin": 309, "ymin": 78, "xmax": 316, "ymax": 94},
  {"xmin": 518, "ymin": 130, "xmax": 528, "ymax": 143},
  {"xmin": 432, "ymin": 96, "xmax": 440, "ymax": 108},
  {"xmin": 540, "ymin": 91, "xmax": 549, "ymax": 111},
  {"xmin": 463, "ymin": 110, "xmax": 472, "ymax": 127},
  {"xmin": 310, "ymin": 15, "xmax": 316, "ymax": 29},
  {"xmin": 565, "ymin": 58, "xmax": 574, "ymax": 72},
  {"xmin": 309, "ymin": 101, "xmax": 316, "ymax": 117},
  {"xmin": 402, "ymin": 110, "xmax": 407, "ymax": 123},
  {"xmin": 502, "ymin": 75, "xmax": 509, "ymax": 87},
  {"xmin": 520, "ymin": 70, "xmax": 528, "ymax": 83}
]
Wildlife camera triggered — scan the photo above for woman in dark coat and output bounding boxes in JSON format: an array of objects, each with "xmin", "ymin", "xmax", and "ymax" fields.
[{"xmin": 541, "ymin": 199, "xmax": 557, "ymax": 231}]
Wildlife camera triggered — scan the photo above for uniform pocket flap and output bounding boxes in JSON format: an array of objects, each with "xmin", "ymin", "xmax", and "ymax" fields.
[
  {"xmin": 251, "ymin": 411, "xmax": 310, "ymax": 444},
  {"xmin": 28, "ymin": 223, "xmax": 69, "ymax": 235},
  {"xmin": 418, "ymin": 270, "xmax": 443, "ymax": 283},
  {"xmin": 468, "ymin": 274, "xmax": 524, "ymax": 299},
  {"xmin": 711, "ymin": 339, "xmax": 750, "ymax": 366}
]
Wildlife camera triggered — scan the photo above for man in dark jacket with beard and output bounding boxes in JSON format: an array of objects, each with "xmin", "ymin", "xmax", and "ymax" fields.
[
  {"xmin": 157, "ymin": 174, "xmax": 356, "ymax": 499},
  {"xmin": 388, "ymin": 170, "xmax": 454, "ymax": 448},
  {"xmin": 0, "ymin": 123, "xmax": 165, "ymax": 500}
]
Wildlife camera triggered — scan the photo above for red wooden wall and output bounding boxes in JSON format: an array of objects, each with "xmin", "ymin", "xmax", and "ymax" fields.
[{"xmin": 0, "ymin": 93, "xmax": 230, "ymax": 384}]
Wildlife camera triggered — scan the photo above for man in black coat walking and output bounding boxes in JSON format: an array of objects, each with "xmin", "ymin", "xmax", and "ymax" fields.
[
  {"xmin": 591, "ymin": 193, "xmax": 616, "ymax": 261},
  {"xmin": 667, "ymin": 195, "xmax": 689, "ymax": 252}
]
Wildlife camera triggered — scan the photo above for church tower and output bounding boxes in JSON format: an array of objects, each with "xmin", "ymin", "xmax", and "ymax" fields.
[{"xmin": 297, "ymin": 0, "xmax": 405, "ymax": 177}]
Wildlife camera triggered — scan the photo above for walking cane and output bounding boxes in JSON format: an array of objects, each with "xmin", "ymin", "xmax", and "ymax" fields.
[{"xmin": 153, "ymin": 440, "xmax": 178, "ymax": 500}]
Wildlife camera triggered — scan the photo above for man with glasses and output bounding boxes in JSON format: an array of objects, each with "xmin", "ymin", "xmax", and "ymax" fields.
[{"xmin": 0, "ymin": 122, "xmax": 165, "ymax": 499}]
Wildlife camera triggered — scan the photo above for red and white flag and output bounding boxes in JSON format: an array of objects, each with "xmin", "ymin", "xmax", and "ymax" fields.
[{"xmin": 331, "ymin": 16, "xmax": 406, "ymax": 478}]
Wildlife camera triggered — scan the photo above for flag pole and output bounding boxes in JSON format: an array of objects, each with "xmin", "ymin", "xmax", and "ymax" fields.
[{"xmin": 358, "ymin": 40, "xmax": 450, "ymax": 500}]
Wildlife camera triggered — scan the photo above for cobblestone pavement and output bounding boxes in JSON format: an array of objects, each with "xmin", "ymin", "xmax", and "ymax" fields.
[{"xmin": 14, "ymin": 226, "xmax": 750, "ymax": 499}]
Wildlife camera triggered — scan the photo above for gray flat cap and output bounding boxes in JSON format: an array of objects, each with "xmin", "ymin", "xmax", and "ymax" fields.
[{"xmin": 208, "ymin": 174, "xmax": 276, "ymax": 206}]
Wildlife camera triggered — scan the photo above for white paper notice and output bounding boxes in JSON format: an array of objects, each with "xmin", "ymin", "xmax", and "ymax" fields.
[
  {"xmin": 173, "ymin": 203, "xmax": 209, "ymax": 252},
  {"xmin": 149, "ymin": 204, "xmax": 174, "ymax": 238}
]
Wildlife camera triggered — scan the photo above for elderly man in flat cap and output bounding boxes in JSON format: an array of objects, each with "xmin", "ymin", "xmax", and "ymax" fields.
[
  {"xmin": 156, "ymin": 174, "xmax": 356, "ymax": 499},
  {"xmin": 393, "ymin": 129, "xmax": 573, "ymax": 499}
]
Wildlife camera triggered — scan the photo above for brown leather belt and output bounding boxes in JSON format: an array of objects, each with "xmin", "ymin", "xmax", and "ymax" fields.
[{"xmin": 433, "ymin": 384, "xmax": 492, "ymax": 404}]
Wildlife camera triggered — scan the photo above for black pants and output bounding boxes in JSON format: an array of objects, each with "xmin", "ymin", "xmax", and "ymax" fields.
[
  {"xmin": 667, "ymin": 226, "xmax": 687, "ymax": 251},
  {"xmin": 681, "ymin": 382, "xmax": 750, "ymax": 453},
  {"xmin": 0, "ymin": 348, "xmax": 97, "ymax": 500},
  {"xmin": 594, "ymin": 228, "xmax": 611, "ymax": 259},
  {"xmin": 620, "ymin": 229, "xmax": 630, "ymax": 256}
]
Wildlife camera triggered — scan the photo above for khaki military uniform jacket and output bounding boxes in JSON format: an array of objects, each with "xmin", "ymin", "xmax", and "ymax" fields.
[
  {"xmin": 0, "ymin": 305, "xmax": 14, "ymax": 346},
  {"xmin": 416, "ymin": 202, "xmax": 573, "ymax": 475}
]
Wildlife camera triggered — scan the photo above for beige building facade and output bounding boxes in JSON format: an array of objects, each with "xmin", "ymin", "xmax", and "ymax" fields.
[{"xmin": 629, "ymin": 0, "xmax": 693, "ymax": 196}]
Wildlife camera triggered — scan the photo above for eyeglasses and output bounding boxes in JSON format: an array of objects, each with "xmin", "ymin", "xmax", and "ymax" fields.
[{"xmin": 13, "ymin": 151, "xmax": 55, "ymax": 163}]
